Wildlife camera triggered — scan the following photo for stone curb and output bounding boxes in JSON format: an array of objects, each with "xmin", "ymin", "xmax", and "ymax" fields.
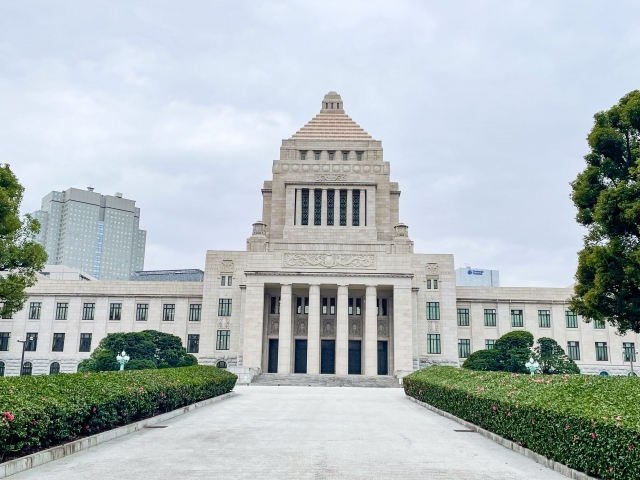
[
  {"xmin": 0, "ymin": 391, "xmax": 237, "ymax": 479},
  {"xmin": 406, "ymin": 396, "xmax": 598, "ymax": 480}
]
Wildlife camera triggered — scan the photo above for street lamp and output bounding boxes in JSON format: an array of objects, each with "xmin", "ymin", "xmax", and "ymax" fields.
[
  {"xmin": 116, "ymin": 350, "xmax": 130, "ymax": 371},
  {"xmin": 16, "ymin": 336, "xmax": 34, "ymax": 376},
  {"xmin": 623, "ymin": 346, "xmax": 638, "ymax": 377},
  {"xmin": 525, "ymin": 357, "xmax": 539, "ymax": 375}
]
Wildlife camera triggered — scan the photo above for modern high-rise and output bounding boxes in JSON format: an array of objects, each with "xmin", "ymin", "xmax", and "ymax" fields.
[{"xmin": 31, "ymin": 188, "xmax": 146, "ymax": 280}]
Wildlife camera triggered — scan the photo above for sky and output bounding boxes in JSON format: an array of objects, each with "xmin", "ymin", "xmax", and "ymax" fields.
[{"xmin": 2, "ymin": 1, "xmax": 639, "ymax": 287}]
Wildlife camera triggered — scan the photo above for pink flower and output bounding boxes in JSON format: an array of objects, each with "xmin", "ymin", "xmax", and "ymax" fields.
[
  {"xmin": 565, "ymin": 425, "xmax": 570, "ymax": 430},
  {"xmin": 92, "ymin": 407, "xmax": 97, "ymax": 412},
  {"xmin": 591, "ymin": 433, "xmax": 596, "ymax": 439},
  {"xmin": 418, "ymin": 390, "xmax": 422, "ymax": 394},
  {"xmin": 602, "ymin": 416, "xmax": 608, "ymax": 420},
  {"xmin": 616, "ymin": 416, "xmax": 622, "ymax": 420},
  {"xmin": 507, "ymin": 412, "xmax": 511, "ymax": 417},
  {"xmin": 492, "ymin": 406, "xmax": 497, "ymax": 411},
  {"xmin": 609, "ymin": 467, "xmax": 614, "ymax": 472},
  {"xmin": 31, "ymin": 419, "xmax": 36, "ymax": 425},
  {"xmin": 616, "ymin": 423, "xmax": 621, "ymax": 428},
  {"xmin": 138, "ymin": 387, "xmax": 144, "ymax": 392},
  {"xmin": 3, "ymin": 412, "xmax": 14, "ymax": 421},
  {"xmin": 85, "ymin": 425, "xmax": 90, "ymax": 430},
  {"xmin": 41, "ymin": 397, "xmax": 46, "ymax": 401},
  {"xmin": 123, "ymin": 412, "xmax": 127, "ymax": 417},
  {"xmin": 515, "ymin": 405, "xmax": 519, "ymax": 408},
  {"xmin": 517, "ymin": 441, "xmax": 522, "ymax": 445},
  {"xmin": 629, "ymin": 445, "xmax": 634, "ymax": 451}
]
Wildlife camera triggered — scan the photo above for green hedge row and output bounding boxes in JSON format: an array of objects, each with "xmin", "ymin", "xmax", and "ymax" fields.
[
  {"xmin": 403, "ymin": 367, "xmax": 640, "ymax": 479},
  {"xmin": 0, "ymin": 365, "xmax": 237, "ymax": 461}
]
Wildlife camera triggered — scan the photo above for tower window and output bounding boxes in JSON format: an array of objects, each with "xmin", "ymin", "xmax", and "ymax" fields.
[
  {"xmin": 300, "ymin": 151, "xmax": 306, "ymax": 161},
  {"xmin": 327, "ymin": 190, "xmax": 334, "ymax": 226},
  {"xmin": 339, "ymin": 190, "xmax": 347, "ymax": 226},
  {"xmin": 352, "ymin": 190, "xmax": 360, "ymax": 226},
  {"xmin": 343, "ymin": 152, "xmax": 348, "ymax": 161},
  {"xmin": 328, "ymin": 151, "xmax": 334, "ymax": 161},
  {"xmin": 314, "ymin": 189, "xmax": 322, "ymax": 226},
  {"xmin": 356, "ymin": 151, "xmax": 363, "ymax": 161},
  {"xmin": 314, "ymin": 151, "xmax": 320, "ymax": 161},
  {"xmin": 301, "ymin": 189, "xmax": 309, "ymax": 226}
]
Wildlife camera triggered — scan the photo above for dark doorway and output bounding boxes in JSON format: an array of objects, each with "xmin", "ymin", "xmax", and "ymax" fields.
[
  {"xmin": 321, "ymin": 340, "xmax": 335, "ymax": 374},
  {"xmin": 268, "ymin": 339, "xmax": 279, "ymax": 373},
  {"xmin": 348, "ymin": 340, "xmax": 362, "ymax": 375},
  {"xmin": 377, "ymin": 341, "xmax": 388, "ymax": 375},
  {"xmin": 294, "ymin": 339, "xmax": 308, "ymax": 373}
]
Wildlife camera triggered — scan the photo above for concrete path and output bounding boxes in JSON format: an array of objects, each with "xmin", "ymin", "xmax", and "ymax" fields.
[{"xmin": 12, "ymin": 386, "xmax": 566, "ymax": 479}]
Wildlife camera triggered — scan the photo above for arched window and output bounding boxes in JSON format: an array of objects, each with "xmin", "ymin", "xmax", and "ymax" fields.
[
  {"xmin": 22, "ymin": 362, "xmax": 33, "ymax": 376},
  {"xmin": 0, "ymin": 361, "xmax": 5, "ymax": 377},
  {"xmin": 599, "ymin": 371, "xmax": 609, "ymax": 376},
  {"xmin": 216, "ymin": 360, "xmax": 227, "ymax": 369},
  {"xmin": 49, "ymin": 362, "xmax": 60, "ymax": 375}
]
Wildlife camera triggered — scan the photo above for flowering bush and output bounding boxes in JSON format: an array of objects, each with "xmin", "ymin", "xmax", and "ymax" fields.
[
  {"xmin": 0, "ymin": 365, "xmax": 236, "ymax": 462},
  {"xmin": 404, "ymin": 366, "xmax": 640, "ymax": 479}
]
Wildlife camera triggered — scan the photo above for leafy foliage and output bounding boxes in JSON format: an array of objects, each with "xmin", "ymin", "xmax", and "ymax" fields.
[
  {"xmin": 0, "ymin": 165, "xmax": 47, "ymax": 318},
  {"xmin": 77, "ymin": 331, "xmax": 197, "ymax": 372},
  {"xmin": 404, "ymin": 366, "xmax": 640, "ymax": 479},
  {"xmin": 570, "ymin": 90, "xmax": 640, "ymax": 333},
  {"xmin": 533, "ymin": 337, "xmax": 580, "ymax": 374},
  {"xmin": 0, "ymin": 365, "xmax": 236, "ymax": 461},
  {"xmin": 463, "ymin": 331, "xmax": 534, "ymax": 373}
]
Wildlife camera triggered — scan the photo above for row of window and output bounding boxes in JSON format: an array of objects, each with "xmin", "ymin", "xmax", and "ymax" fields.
[
  {"xmin": 298, "ymin": 189, "xmax": 364, "ymax": 227},
  {"xmin": 220, "ymin": 276, "xmax": 233, "ymax": 286},
  {"xmin": 299, "ymin": 150, "xmax": 363, "ymax": 161},
  {"xmin": 23, "ymin": 302, "xmax": 204, "ymax": 322},
  {"xmin": 0, "ymin": 330, "xmax": 232, "ymax": 354},
  {"xmin": 455, "ymin": 308, "xmax": 601, "ymax": 329},
  {"xmin": 286, "ymin": 297, "xmax": 389, "ymax": 316}
]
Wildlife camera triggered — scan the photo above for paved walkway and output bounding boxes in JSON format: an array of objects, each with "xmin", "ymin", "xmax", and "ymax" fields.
[{"xmin": 13, "ymin": 386, "xmax": 565, "ymax": 479}]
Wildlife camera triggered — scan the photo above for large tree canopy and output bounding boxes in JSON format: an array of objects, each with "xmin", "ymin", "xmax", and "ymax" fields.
[
  {"xmin": 0, "ymin": 164, "xmax": 47, "ymax": 318},
  {"xmin": 570, "ymin": 90, "xmax": 640, "ymax": 333}
]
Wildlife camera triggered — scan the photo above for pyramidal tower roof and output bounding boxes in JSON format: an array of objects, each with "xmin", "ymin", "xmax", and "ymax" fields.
[{"xmin": 289, "ymin": 92, "xmax": 374, "ymax": 141}]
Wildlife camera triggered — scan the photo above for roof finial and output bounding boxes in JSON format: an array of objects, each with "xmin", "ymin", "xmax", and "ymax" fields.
[{"xmin": 321, "ymin": 91, "xmax": 344, "ymax": 113}]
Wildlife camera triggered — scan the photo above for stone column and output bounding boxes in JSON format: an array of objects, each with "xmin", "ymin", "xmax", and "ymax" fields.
[
  {"xmin": 364, "ymin": 285, "xmax": 378, "ymax": 375},
  {"xmin": 321, "ymin": 189, "xmax": 327, "ymax": 226},
  {"xmin": 307, "ymin": 284, "xmax": 321, "ymax": 374},
  {"xmin": 346, "ymin": 189, "xmax": 353, "ymax": 227},
  {"xmin": 278, "ymin": 284, "xmax": 293, "ymax": 373},
  {"xmin": 334, "ymin": 190, "xmax": 340, "ymax": 226},
  {"xmin": 242, "ymin": 281, "xmax": 265, "ymax": 371},
  {"xmin": 336, "ymin": 284, "xmax": 349, "ymax": 375},
  {"xmin": 393, "ymin": 284, "xmax": 414, "ymax": 376},
  {"xmin": 366, "ymin": 186, "xmax": 376, "ymax": 227},
  {"xmin": 295, "ymin": 189, "xmax": 302, "ymax": 226},
  {"xmin": 359, "ymin": 189, "xmax": 366, "ymax": 227}
]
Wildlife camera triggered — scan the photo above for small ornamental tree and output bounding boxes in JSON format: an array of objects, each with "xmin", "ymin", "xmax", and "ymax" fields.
[
  {"xmin": 533, "ymin": 337, "xmax": 580, "ymax": 374},
  {"xmin": 463, "ymin": 331, "xmax": 534, "ymax": 373}
]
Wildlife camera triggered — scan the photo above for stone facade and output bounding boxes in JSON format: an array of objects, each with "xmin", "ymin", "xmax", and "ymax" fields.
[{"xmin": 1, "ymin": 92, "xmax": 638, "ymax": 377}]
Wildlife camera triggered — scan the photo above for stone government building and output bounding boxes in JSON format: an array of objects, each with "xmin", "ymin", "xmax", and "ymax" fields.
[{"xmin": 1, "ymin": 92, "xmax": 638, "ymax": 378}]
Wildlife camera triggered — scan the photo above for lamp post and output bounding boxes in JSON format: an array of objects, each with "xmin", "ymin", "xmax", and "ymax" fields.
[
  {"xmin": 116, "ymin": 350, "xmax": 130, "ymax": 371},
  {"xmin": 16, "ymin": 336, "xmax": 33, "ymax": 376},
  {"xmin": 623, "ymin": 346, "xmax": 638, "ymax": 377},
  {"xmin": 525, "ymin": 357, "xmax": 539, "ymax": 375}
]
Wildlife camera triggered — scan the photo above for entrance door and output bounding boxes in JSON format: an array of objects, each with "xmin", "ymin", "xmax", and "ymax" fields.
[
  {"xmin": 268, "ymin": 339, "xmax": 279, "ymax": 373},
  {"xmin": 348, "ymin": 340, "xmax": 362, "ymax": 375},
  {"xmin": 294, "ymin": 339, "xmax": 308, "ymax": 373},
  {"xmin": 377, "ymin": 340, "xmax": 388, "ymax": 375},
  {"xmin": 321, "ymin": 340, "xmax": 335, "ymax": 374}
]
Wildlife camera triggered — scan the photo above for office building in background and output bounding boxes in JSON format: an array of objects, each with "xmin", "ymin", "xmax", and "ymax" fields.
[{"xmin": 455, "ymin": 267, "xmax": 500, "ymax": 287}]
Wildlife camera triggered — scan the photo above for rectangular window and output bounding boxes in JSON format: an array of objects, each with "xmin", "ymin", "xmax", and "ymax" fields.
[
  {"xmin": 427, "ymin": 302, "xmax": 440, "ymax": 320},
  {"xmin": 433, "ymin": 279, "xmax": 438, "ymax": 289},
  {"xmin": 52, "ymin": 333, "xmax": 65, "ymax": 352},
  {"xmin": 485, "ymin": 339, "xmax": 496, "ymax": 350},
  {"xmin": 511, "ymin": 309, "xmax": 523, "ymax": 327},
  {"xmin": 136, "ymin": 304, "xmax": 148, "ymax": 321},
  {"xmin": 356, "ymin": 151, "xmax": 363, "ymax": 161},
  {"xmin": 0, "ymin": 332, "xmax": 9, "ymax": 351},
  {"xmin": 109, "ymin": 303, "xmax": 122, "ymax": 321},
  {"xmin": 426, "ymin": 279, "xmax": 431, "ymax": 289},
  {"xmin": 339, "ymin": 190, "xmax": 347, "ymax": 226},
  {"xmin": 329, "ymin": 151, "xmax": 334, "ymax": 161},
  {"xmin": 55, "ymin": 303, "xmax": 68, "ymax": 320},
  {"xmin": 189, "ymin": 304, "xmax": 202, "ymax": 322},
  {"xmin": 565, "ymin": 311, "xmax": 578, "ymax": 328},
  {"xmin": 355, "ymin": 298, "xmax": 362, "ymax": 315},
  {"xmin": 270, "ymin": 296, "xmax": 278, "ymax": 314},
  {"xmin": 595, "ymin": 342, "xmax": 608, "ymax": 361},
  {"xmin": 352, "ymin": 189, "xmax": 360, "ymax": 226},
  {"xmin": 457, "ymin": 308, "xmax": 470, "ymax": 326},
  {"xmin": 187, "ymin": 334, "xmax": 200, "ymax": 353},
  {"xmin": 538, "ymin": 310, "xmax": 551, "ymax": 328},
  {"xmin": 0, "ymin": 303, "xmax": 11, "ymax": 319},
  {"xmin": 342, "ymin": 152, "xmax": 348, "ymax": 161},
  {"xmin": 593, "ymin": 319, "xmax": 606, "ymax": 329},
  {"xmin": 567, "ymin": 341, "xmax": 580, "ymax": 361},
  {"xmin": 380, "ymin": 298, "xmax": 388, "ymax": 316},
  {"xmin": 327, "ymin": 190, "xmax": 334, "ymax": 226},
  {"xmin": 218, "ymin": 299, "xmax": 232, "ymax": 316},
  {"xmin": 330, "ymin": 297, "xmax": 336, "ymax": 315},
  {"xmin": 484, "ymin": 309, "xmax": 497, "ymax": 327},
  {"xmin": 79, "ymin": 333, "xmax": 92, "ymax": 352},
  {"xmin": 427, "ymin": 334, "xmax": 441, "ymax": 354},
  {"xmin": 25, "ymin": 333, "xmax": 38, "ymax": 351},
  {"xmin": 163, "ymin": 304, "xmax": 175, "ymax": 321},
  {"xmin": 348, "ymin": 297, "xmax": 353, "ymax": 315},
  {"xmin": 300, "ymin": 151, "xmax": 306, "ymax": 161},
  {"xmin": 297, "ymin": 297, "xmax": 302, "ymax": 314},
  {"xmin": 314, "ymin": 189, "xmax": 322, "ymax": 226},
  {"xmin": 458, "ymin": 339, "xmax": 470, "ymax": 358},
  {"xmin": 304, "ymin": 297, "xmax": 309, "ymax": 314},
  {"xmin": 227, "ymin": 276, "xmax": 232, "ymax": 286},
  {"xmin": 217, "ymin": 330, "xmax": 230, "ymax": 350},
  {"xmin": 29, "ymin": 302, "xmax": 41, "ymax": 320},
  {"xmin": 314, "ymin": 151, "xmax": 320, "ymax": 161},
  {"xmin": 322, "ymin": 297, "xmax": 328, "ymax": 315},
  {"xmin": 301, "ymin": 189, "xmax": 309, "ymax": 226},
  {"xmin": 221, "ymin": 276, "xmax": 226, "ymax": 286},
  {"xmin": 623, "ymin": 342, "xmax": 636, "ymax": 362},
  {"xmin": 82, "ymin": 303, "xmax": 95, "ymax": 320}
]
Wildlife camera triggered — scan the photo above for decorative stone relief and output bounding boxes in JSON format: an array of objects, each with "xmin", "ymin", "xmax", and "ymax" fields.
[
  {"xmin": 349, "ymin": 319, "xmax": 362, "ymax": 336},
  {"xmin": 296, "ymin": 319, "xmax": 308, "ymax": 335},
  {"xmin": 377, "ymin": 319, "xmax": 388, "ymax": 337},
  {"xmin": 221, "ymin": 260, "xmax": 234, "ymax": 272},
  {"xmin": 218, "ymin": 318, "xmax": 230, "ymax": 329},
  {"xmin": 315, "ymin": 173, "xmax": 347, "ymax": 182},
  {"xmin": 373, "ymin": 166, "xmax": 381, "ymax": 173},
  {"xmin": 322, "ymin": 319, "xmax": 335, "ymax": 336},
  {"xmin": 269, "ymin": 318, "xmax": 280, "ymax": 334},
  {"xmin": 425, "ymin": 263, "xmax": 439, "ymax": 275},
  {"xmin": 283, "ymin": 253, "xmax": 375, "ymax": 269},
  {"xmin": 332, "ymin": 165, "xmax": 340, "ymax": 172},
  {"xmin": 427, "ymin": 320, "xmax": 439, "ymax": 333},
  {"xmin": 353, "ymin": 165, "xmax": 361, "ymax": 172}
]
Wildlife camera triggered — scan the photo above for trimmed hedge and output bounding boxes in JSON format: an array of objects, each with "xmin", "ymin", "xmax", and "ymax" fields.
[
  {"xmin": 404, "ymin": 367, "xmax": 640, "ymax": 479},
  {"xmin": 0, "ymin": 365, "xmax": 237, "ymax": 461}
]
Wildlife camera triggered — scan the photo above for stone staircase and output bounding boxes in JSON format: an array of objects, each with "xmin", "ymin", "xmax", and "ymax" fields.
[{"xmin": 250, "ymin": 373, "xmax": 403, "ymax": 388}]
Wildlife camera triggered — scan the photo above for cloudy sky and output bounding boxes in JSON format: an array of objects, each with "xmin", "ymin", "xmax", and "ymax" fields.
[{"xmin": 3, "ymin": 1, "xmax": 639, "ymax": 287}]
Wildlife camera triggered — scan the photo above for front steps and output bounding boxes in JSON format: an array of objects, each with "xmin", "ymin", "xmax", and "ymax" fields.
[{"xmin": 250, "ymin": 373, "xmax": 403, "ymax": 388}]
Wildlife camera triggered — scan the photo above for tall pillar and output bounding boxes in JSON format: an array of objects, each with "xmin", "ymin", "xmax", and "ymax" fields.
[
  {"xmin": 242, "ymin": 282, "xmax": 265, "ymax": 371},
  {"xmin": 393, "ymin": 284, "xmax": 414, "ymax": 376},
  {"xmin": 347, "ymin": 189, "xmax": 353, "ymax": 227},
  {"xmin": 359, "ymin": 189, "xmax": 366, "ymax": 227},
  {"xmin": 364, "ymin": 285, "xmax": 378, "ymax": 375},
  {"xmin": 307, "ymin": 284, "xmax": 321, "ymax": 374},
  {"xmin": 278, "ymin": 284, "xmax": 293, "ymax": 373},
  {"xmin": 336, "ymin": 284, "xmax": 349, "ymax": 375},
  {"xmin": 321, "ymin": 189, "xmax": 328, "ymax": 226},
  {"xmin": 334, "ymin": 189, "xmax": 340, "ymax": 227},
  {"xmin": 295, "ymin": 189, "xmax": 302, "ymax": 226}
]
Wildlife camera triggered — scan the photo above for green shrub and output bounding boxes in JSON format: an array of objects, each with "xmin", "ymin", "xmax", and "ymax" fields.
[
  {"xmin": 534, "ymin": 337, "xmax": 580, "ymax": 374},
  {"xmin": 494, "ymin": 330, "xmax": 534, "ymax": 350},
  {"xmin": 125, "ymin": 359, "xmax": 157, "ymax": 371},
  {"xmin": 0, "ymin": 365, "xmax": 236, "ymax": 461},
  {"xmin": 462, "ymin": 349, "xmax": 500, "ymax": 371},
  {"xmin": 404, "ymin": 366, "xmax": 640, "ymax": 479}
]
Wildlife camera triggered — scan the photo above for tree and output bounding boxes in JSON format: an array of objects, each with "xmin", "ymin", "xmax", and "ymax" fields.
[
  {"xmin": 533, "ymin": 337, "xmax": 580, "ymax": 374},
  {"xmin": 0, "ymin": 165, "xmax": 47, "ymax": 318},
  {"xmin": 570, "ymin": 90, "xmax": 640, "ymax": 333},
  {"xmin": 463, "ymin": 331, "xmax": 534, "ymax": 373},
  {"xmin": 78, "ymin": 330, "xmax": 197, "ymax": 372}
]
